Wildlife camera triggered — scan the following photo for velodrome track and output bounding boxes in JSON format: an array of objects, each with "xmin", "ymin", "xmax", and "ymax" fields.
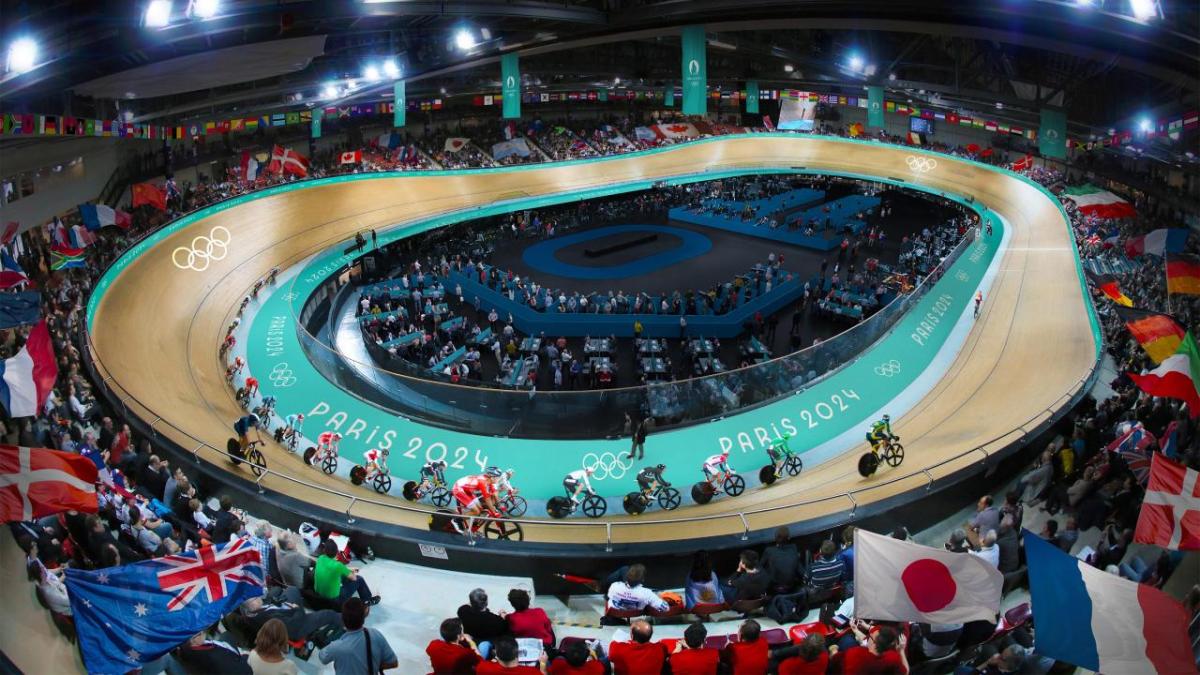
[{"xmin": 86, "ymin": 135, "xmax": 1100, "ymax": 546}]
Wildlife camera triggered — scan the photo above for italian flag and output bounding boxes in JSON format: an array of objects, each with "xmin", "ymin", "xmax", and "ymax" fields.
[
  {"xmin": 1061, "ymin": 184, "xmax": 1137, "ymax": 219},
  {"xmin": 1129, "ymin": 332, "xmax": 1200, "ymax": 417}
]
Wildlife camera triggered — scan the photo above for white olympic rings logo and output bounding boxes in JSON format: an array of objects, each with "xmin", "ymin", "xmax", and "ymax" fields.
[
  {"xmin": 268, "ymin": 362, "xmax": 297, "ymax": 388},
  {"xmin": 955, "ymin": 270, "xmax": 970, "ymax": 282},
  {"xmin": 582, "ymin": 452, "xmax": 634, "ymax": 481},
  {"xmin": 172, "ymin": 226, "xmax": 231, "ymax": 272},
  {"xmin": 874, "ymin": 359, "xmax": 902, "ymax": 377},
  {"xmin": 905, "ymin": 156, "xmax": 938, "ymax": 174}
]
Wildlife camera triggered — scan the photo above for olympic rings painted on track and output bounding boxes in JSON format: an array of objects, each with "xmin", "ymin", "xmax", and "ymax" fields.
[
  {"xmin": 905, "ymin": 156, "xmax": 938, "ymax": 174},
  {"xmin": 268, "ymin": 362, "xmax": 297, "ymax": 388},
  {"xmin": 874, "ymin": 359, "xmax": 902, "ymax": 377},
  {"xmin": 172, "ymin": 226, "xmax": 231, "ymax": 272},
  {"xmin": 581, "ymin": 451, "xmax": 634, "ymax": 481}
]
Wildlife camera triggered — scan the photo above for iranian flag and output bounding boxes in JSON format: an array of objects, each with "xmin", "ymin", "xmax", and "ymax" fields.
[
  {"xmin": 1061, "ymin": 184, "xmax": 1137, "ymax": 219},
  {"xmin": 1129, "ymin": 332, "xmax": 1200, "ymax": 417}
]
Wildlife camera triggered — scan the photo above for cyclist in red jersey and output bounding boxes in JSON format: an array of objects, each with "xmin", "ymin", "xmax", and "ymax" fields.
[{"xmin": 451, "ymin": 468, "xmax": 503, "ymax": 532}]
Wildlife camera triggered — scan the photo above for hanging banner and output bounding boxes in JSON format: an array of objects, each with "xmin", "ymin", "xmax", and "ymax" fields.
[
  {"xmin": 680, "ymin": 25, "xmax": 707, "ymax": 115},
  {"xmin": 867, "ymin": 86, "xmax": 885, "ymax": 128},
  {"xmin": 311, "ymin": 116, "xmax": 321, "ymax": 139},
  {"xmin": 501, "ymin": 53, "xmax": 520, "ymax": 119},
  {"xmin": 1039, "ymin": 108, "xmax": 1067, "ymax": 160},
  {"xmin": 746, "ymin": 81, "xmax": 759, "ymax": 115},
  {"xmin": 394, "ymin": 81, "xmax": 406, "ymax": 127},
  {"xmin": 664, "ymin": 83, "xmax": 675, "ymax": 108},
  {"xmin": 597, "ymin": 89, "xmax": 608, "ymax": 102}
]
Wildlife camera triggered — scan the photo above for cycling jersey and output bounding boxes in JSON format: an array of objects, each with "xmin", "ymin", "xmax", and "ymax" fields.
[
  {"xmin": 260, "ymin": 395, "xmax": 277, "ymax": 408},
  {"xmin": 453, "ymin": 475, "xmax": 495, "ymax": 500},
  {"xmin": 703, "ymin": 454, "xmax": 730, "ymax": 472},
  {"xmin": 284, "ymin": 414, "xmax": 303, "ymax": 432},
  {"xmin": 869, "ymin": 419, "xmax": 892, "ymax": 437},
  {"xmin": 565, "ymin": 469, "xmax": 593, "ymax": 492},
  {"xmin": 420, "ymin": 462, "xmax": 446, "ymax": 479},
  {"xmin": 245, "ymin": 377, "xmax": 259, "ymax": 390},
  {"xmin": 637, "ymin": 467, "xmax": 669, "ymax": 488},
  {"xmin": 317, "ymin": 432, "xmax": 340, "ymax": 448},
  {"xmin": 363, "ymin": 448, "xmax": 383, "ymax": 464},
  {"xmin": 233, "ymin": 415, "xmax": 259, "ymax": 436}
]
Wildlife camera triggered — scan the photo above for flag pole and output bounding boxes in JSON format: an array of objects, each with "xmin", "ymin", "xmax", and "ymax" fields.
[{"xmin": 1164, "ymin": 253, "xmax": 1171, "ymax": 315}]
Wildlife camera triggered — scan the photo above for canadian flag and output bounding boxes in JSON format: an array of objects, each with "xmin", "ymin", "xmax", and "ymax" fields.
[
  {"xmin": 0, "ymin": 445, "xmax": 98, "ymax": 522},
  {"xmin": 269, "ymin": 145, "xmax": 309, "ymax": 177},
  {"xmin": 1135, "ymin": 453, "xmax": 1200, "ymax": 550},
  {"xmin": 854, "ymin": 529, "xmax": 1003, "ymax": 624},
  {"xmin": 339, "ymin": 150, "xmax": 362, "ymax": 165}
]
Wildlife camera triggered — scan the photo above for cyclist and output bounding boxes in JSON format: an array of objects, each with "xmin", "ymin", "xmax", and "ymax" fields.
[
  {"xmin": 866, "ymin": 414, "xmax": 896, "ymax": 453},
  {"xmin": 702, "ymin": 451, "xmax": 734, "ymax": 489},
  {"xmin": 283, "ymin": 413, "xmax": 304, "ymax": 449},
  {"xmin": 418, "ymin": 459, "xmax": 448, "ymax": 491},
  {"xmin": 493, "ymin": 468, "xmax": 518, "ymax": 501},
  {"xmin": 766, "ymin": 434, "xmax": 793, "ymax": 478},
  {"xmin": 232, "ymin": 413, "xmax": 262, "ymax": 457},
  {"xmin": 636, "ymin": 464, "xmax": 670, "ymax": 498},
  {"xmin": 563, "ymin": 467, "xmax": 596, "ymax": 505},
  {"xmin": 313, "ymin": 431, "xmax": 342, "ymax": 466},
  {"xmin": 451, "ymin": 469, "xmax": 502, "ymax": 532},
  {"xmin": 363, "ymin": 447, "xmax": 389, "ymax": 481},
  {"xmin": 244, "ymin": 376, "xmax": 259, "ymax": 398}
]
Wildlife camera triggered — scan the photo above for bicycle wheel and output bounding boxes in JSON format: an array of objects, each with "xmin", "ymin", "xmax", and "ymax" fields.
[
  {"xmin": 302, "ymin": 447, "xmax": 317, "ymax": 465},
  {"xmin": 226, "ymin": 438, "xmax": 242, "ymax": 466},
  {"xmin": 321, "ymin": 456, "xmax": 338, "ymax": 475},
  {"xmin": 485, "ymin": 519, "xmax": 524, "ymax": 541},
  {"xmin": 502, "ymin": 495, "xmax": 528, "ymax": 518},
  {"xmin": 349, "ymin": 466, "xmax": 366, "ymax": 485},
  {"xmin": 657, "ymin": 487, "xmax": 682, "ymax": 511},
  {"xmin": 858, "ymin": 452, "xmax": 879, "ymax": 477},
  {"xmin": 402, "ymin": 480, "xmax": 419, "ymax": 501},
  {"xmin": 884, "ymin": 443, "xmax": 905, "ymax": 467},
  {"xmin": 784, "ymin": 454, "xmax": 804, "ymax": 476},
  {"xmin": 430, "ymin": 487, "xmax": 452, "ymax": 508},
  {"xmin": 582, "ymin": 494, "xmax": 607, "ymax": 518},
  {"xmin": 623, "ymin": 492, "xmax": 647, "ymax": 515},
  {"xmin": 759, "ymin": 465, "xmax": 778, "ymax": 486},
  {"xmin": 724, "ymin": 474, "xmax": 746, "ymax": 497},
  {"xmin": 546, "ymin": 497, "xmax": 571, "ymax": 519},
  {"xmin": 373, "ymin": 474, "xmax": 393, "ymax": 494},
  {"xmin": 246, "ymin": 449, "xmax": 266, "ymax": 477},
  {"xmin": 691, "ymin": 482, "xmax": 715, "ymax": 505}
]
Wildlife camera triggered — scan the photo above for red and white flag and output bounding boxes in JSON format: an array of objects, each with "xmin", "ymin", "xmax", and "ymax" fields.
[
  {"xmin": 1135, "ymin": 453, "xmax": 1200, "ymax": 550},
  {"xmin": 0, "ymin": 445, "xmax": 98, "ymax": 522},
  {"xmin": 339, "ymin": 150, "xmax": 362, "ymax": 165},
  {"xmin": 1, "ymin": 221, "xmax": 18, "ymax": 247},
  {"xmin": 854, "ymin": 529, "xmax": 1003, "ymax": 624},
  {"xmin": 269, "ymin": 145, "xmax": 309, "ymax": 177}
]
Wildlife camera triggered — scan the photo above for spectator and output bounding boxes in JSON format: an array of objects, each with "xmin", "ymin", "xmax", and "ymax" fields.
[
  {"xmin": 313, "ymin": 539, "xmax": 380, "ymax": 606},
  {"xmin": 275, "ymin": 533, "xmax": 310, "ymax": 588},
  {"xmin": 911, "ymin": 622, "xmax": 963, "ymax": 660},
  {"xmin": 211, "ymin": 495, "xmax": 238, "ymax": 542},
  {"xmin": 830, "ymin": 623, "xmax": 908, "ymax": 673},
  {"xmin": 721, "ymin": 619, "xmax": 769, "ymax": 675},
  {"xmin": 995, "ymin": 517, "xmax": 1021, "ymax": 575},
  {"xmin": 724, "ymin": 549, "xmax": 770, "ymax": 603},
  {"xmin": 837, "ymin": 527, "xmax": 856, "ymax": 595},
  {"xmin": 971, "ymin": 530, "xmax": 1001, "ymax": 569},
  {"xmin": 607, "ymin": 563, "xmax": 669, "ymax": 614},
  {"xmin": 458, "ymin": 588, "xmax": 510, "ymax": 659},
  {"xmin": 803, "ymin": 541, "xmax": 845, "ymax": 600},
  {"xmin": 761, "ymin": 526, "xmax": 800, "ymax": 593},
  {"xmin": 684, "ymin": 551, "xmax": 724, "ymax": 609},
  {"xmin": 668, "ymin": 621, "xmax": 718, "ymax": 675},
  {"xmin": 248, "ymin": 618, "xmax": 297, "ymax": 675},
  {"xmin": 968, "ymin": 495, "xmax": 1000, "ymax": 535},
  {"xmin": 946, "ymin": 529, "xmax": 971, "ymax": 553},
  {"xmin": 319, "ymin": 598, "xmax": 397, "ymax": 674},
  {"xmin": 138, "ymin": 455, "xmax": 170, "ymax": 500},
  {"xmin": 1056, "ymin": 517, "xmax": 1080, "ymax": 553},
  {"xmin": 476, "ymin": 637, "xmax": 546, "ymax": 673},
  {"xmin": 609, "ymin": 619, "xmax": 668, "ymax": 675},
  {"xmin": 177, "ymin": 630, "xmax": 251, "ymax": 674},
  {"xmin": 548, "ymin": 639, "xmax": 605, "ymax": 675},
  {"xmin": 426, "ymin": 617, "xmax": 483, "ymax": 675},
  {"xmin": 774, "ymin": 633, "xmax": 829, "ymax": 675},
  {"xmin": 506, "ymin": 588, "xmax": 554, "ymax": 650}
]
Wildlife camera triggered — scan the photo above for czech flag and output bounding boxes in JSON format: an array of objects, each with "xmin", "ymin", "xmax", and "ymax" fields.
[
  {"xmin": 1125, "ymin": 227, "xmax": 1190, "ymax": 258},
  {"xmin": 1129, "ymin": 332, "xmax": 1200, "ymax": 417},
  {"xmin": 1166, "ymin": 253, "xmax": 1200, "ymax": 295},
  {"xmin": 0, "ymin": 320, "xmax": 58, "ymax": 417},
  {"xmin": 1085, "ymin": 270, "xmax": 1133, "ymax": 306},
  {"xmin": 1113, "ymin": 306, "xmax": 1185, "ymax": 363},
  {"xmin": 1024, "ymin": 531, "xmax": 1196, "ymax": 674}
]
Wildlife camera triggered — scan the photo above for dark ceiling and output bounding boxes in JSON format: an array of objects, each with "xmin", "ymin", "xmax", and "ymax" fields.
[{"xmin": 1, "ymin": 0, "xmax": 1196, "ymax": 136}]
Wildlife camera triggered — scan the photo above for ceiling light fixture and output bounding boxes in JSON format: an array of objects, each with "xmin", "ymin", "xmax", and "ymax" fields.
[
  {"xmin": 144, "ymin": 0, "xmax": 173, "ymax": 27},
  {"xmin": 6, "ymin": 38, "xmax": 38, "ymax": 74}
]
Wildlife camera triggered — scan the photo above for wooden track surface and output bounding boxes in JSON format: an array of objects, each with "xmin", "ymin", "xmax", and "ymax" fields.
[{"xmin": 89, "ymin": 136, "xmax": 1098, "ymax": 545}]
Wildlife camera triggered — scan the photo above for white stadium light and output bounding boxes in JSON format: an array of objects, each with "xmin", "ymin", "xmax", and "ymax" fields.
[
  {"xmin": 888, "ymin": 72, "xmax": 897, "ymax": 81},
  {"xmin": 6, "ymin": 38, "xmax": 38, "ymax": 74},
  {"xmin": 864, "ymin": 64, "xmax": 877, "ymax": 77},
  {"xmin": 322, "ymin": 84, "xmax": 339, "ymax": 100},
  {"xmin": 1129, "ymin": 0, "xmax": 1157, "ymax": 20},
  {"xmin": 145, "ymin": 0, "xmax": 173, "ymax": 27},
  {"xmin": 382, "ymin": 59, "xmax": 401, "ymax": 79},
  {"xmin": 455, "ymin": 29, "xmax": 476, "ymax": 51},
  {"xmin": 848, "ymin": 54, "xmax": 865, "ymax": 72},
  {"xmin": 783, "ymin": 63, "xmax": 794, "ymax": 73},
  {"xmin": 346, "ymin": 78, "xmax": 358, "ymax": 89},
  {"xmin": 190, "ymin": 0, "xmax": 219, "ymax": 19},
  {"xmin": 440, "ymin": 87, "xmax": 448, "ymax": 95},
  {"xmin": 364, "ymin": 64, "xmax": 381, "ymax": 82},
  {"xmin": 1138, "ymin": 117, "xmax": 1152, "ymax": 132}
]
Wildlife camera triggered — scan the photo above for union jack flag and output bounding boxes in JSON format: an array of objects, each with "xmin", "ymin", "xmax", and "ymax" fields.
[
  {"xmin": 1107, "ymin": 421, "xmax": 1156, "ymax": 484},
  {"xmin": 157, "ymin": 537, "xmax": 264, "ymax": 610}
]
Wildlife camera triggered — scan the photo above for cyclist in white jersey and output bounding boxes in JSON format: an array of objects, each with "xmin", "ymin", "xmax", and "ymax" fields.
[
  {"xmin": 702, "ymin": 451, "xmax": 734, "ymax": 487},
  {"xmin": 563, "ymin": 467, "xmax": 595, "ymax": 504}
]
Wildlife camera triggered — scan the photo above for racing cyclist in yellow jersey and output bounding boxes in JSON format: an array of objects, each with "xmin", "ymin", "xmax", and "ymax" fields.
[{"xmin": 866, "ymin": 414, "xmax": 897, "ymax": 452}]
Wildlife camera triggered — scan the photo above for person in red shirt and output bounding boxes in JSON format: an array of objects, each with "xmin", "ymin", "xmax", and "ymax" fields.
[
  {"xmin": 668, "ymin": 622, "xmax": 719, "ymax": 675},
  {"xmin": 548, "ymin": 640, "xmax": 605, "ymax": 675},
  {"xmin": 506, "ymin": 588, "xmax": 555, "ymax": 649},
  {"xmin": 476, "ymin": 637, "xmax": 546, "ymax": 674},
  {"xmin": 609, "ymin": 619, "xmax": 669, "ymax": 675},
  {"xmin": 775, "ymin": 633, "xmax": 830, "ymax": 675},
  {"xmin": 722, "ymin": 619, "xmax": 769, "ymax": 675},
  {"xmin": 426, "ymin": 617, "xmax": 483, "ymax": 674},
  {"xmin": 830, "ymin": 623, "xmax": 908, "ymax": 674}
]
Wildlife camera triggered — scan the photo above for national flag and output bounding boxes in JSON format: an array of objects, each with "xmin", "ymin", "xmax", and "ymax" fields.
[
  {"xmin": 50, "ymin": 242, "xmax": 85, "ymax": 257},
  {"xmin": 1166, "ymin": 254, "xmax": 1200, "ymax": 295},
  {"xmin": 443, "ymin": 137, "xmax": 468, "ymax": 152},
  {"xmin": 115, "ymin": 209, "xmax": 132, "ymax": 229},
  {"xmin": 1061, "ymin": 184, "xmax": 1138, "ymax": 219},
  {"xmin": 0, "ymin": 445, "xmax": 97, "ymax": 522},
  {"xmin": 269, "ymin": 145, "xmax": 308, "ymax": 177},
  {"xmin": 0, "ymin": 291, "xmax": 41, "ymax": 329},
  {"xmin": 1125, "ymin": 228, "xmax": 1190, "ymax": 258},
  {"xmin": 1024, "ymin": 530, "xmax": 1195, "ymax": 674},
  {"xmin": 0, "ymin": 247, "xmax": 23, "ymax": 276},
  {"xmin": 1134, "ymin": 453, "xmax": 1200, "ymax": 550},
  {"xmin": 1113, "ymin": 306, "xmax": 1185, "ymax": 363},
  {"xmin": 131, "ymin": 182, "xmax": 167, "ymax": 211},
  {"xmin": 1161, "ymin": 420, "xmax": 1180, "ymax": 460},
  {"xmin": 907, "ymin": 131, "xmax": 926, "ymax": 145},
  {"xmin": 1010, "ymin": 154, "xmax": 1033, "ymax": 171},
  {"xmin": 1105, "ymin": 421, "xmax": 1156, "ymax": 484},
  {"xmin": 50, "ymin": 251, "xmax": 86, "ymax": 270},
  {"xmin": 66, "ymin": 538, "xmax": 264, "ymax": 675},
  {"xmin": 1, "ymin": 221, "xmax": 18, "ymax": 247},
  {"xmin": 1128, "ymin": 332, "xmax": 1200, "ymax": 417},
  {"xmin": 0, "ymin": 321, "xmax": 58, "ymax": 418},
  {"xmin": 503, "ymin": 121, "xmax": 517, "ymax": 140},
  {"xmin": 239, "ymin": 150, "xmax": 259, "ymax": 182},
  {"xmin": 1084, "ymin": 270, "xmax": 1133, "ymax": 306},
  {"xmin": 853, "ymin": 529, "xmax": 1002, "ymax": 624},
  {"xmin": 339, "ymin": 150, "xmax": 362, "ymax": 165},
  {"xmin": 78, "ymin": 203, "xmax": 116, "ymax": 231},
  {"xmin": 0, "ymin": 271, "xmax": 29, "ymax": 290}
]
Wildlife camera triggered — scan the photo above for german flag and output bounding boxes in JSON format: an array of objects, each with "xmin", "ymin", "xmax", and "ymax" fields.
[
  {"xmin": 1085, "ymin": 270, "xmax": 1133, "ymax": 306},
  {"xmin": 1114, "ymin": 306, "xmax": 1185, "ymax": 364},
  {"xmin": 1166, "ymin": 254, "xmax": 1200, "ymax": 296}
]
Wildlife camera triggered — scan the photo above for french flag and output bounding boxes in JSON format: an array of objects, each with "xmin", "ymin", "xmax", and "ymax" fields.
[
  {"xmin": 1024, "ymin": 531, "xmax": 1196, "ymax": 674},
  {"xmin": 1125, "ymin": 227, "xmax": 1190, "ymax": 258},
  {"xmin": 0, "ymin": 320, "xmax": 58, "ymax": 417}
]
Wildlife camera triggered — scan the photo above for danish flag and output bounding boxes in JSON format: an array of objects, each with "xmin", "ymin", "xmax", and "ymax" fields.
[
  {"xmin": 1135, "ymin": 453, "xmax": 1200, "ymax": 550},
  {"xmin": 156, "ymin": 538, "xmax": 263, "ymax": 610},
  {"xmin": 0, "ymin": 445, "xmax": 97, "ymax": 522},
  {"xmin": 269, "ymin": 145, "xmax": 309, "ymax": 177}
]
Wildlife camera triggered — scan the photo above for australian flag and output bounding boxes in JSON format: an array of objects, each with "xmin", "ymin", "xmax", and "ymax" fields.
[{"xmin": 65, "ymin": 538, "xmax": 263, "ymax": 674}]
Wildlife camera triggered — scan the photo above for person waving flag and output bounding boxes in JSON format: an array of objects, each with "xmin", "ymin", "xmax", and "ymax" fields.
[{"xmin": 1128, "ymin": 332, "xmax": 1200, "ymax": 417}]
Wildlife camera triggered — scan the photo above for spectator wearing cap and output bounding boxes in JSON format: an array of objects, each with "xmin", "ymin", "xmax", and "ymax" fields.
[
  {"xmin": 458, "ymin": 588, "xmax": 510, "ymax": 660},
  {"xmin": 319, "ymin": 598, "xmax": 396, "ymax": 675},
  {"xmin": 506, "ymin": 588, "xmax": 554, "ymax": 650},
  {"xmin": 667, "ymin": 622, "xmax": 718, "ymax": 675},
  {"xmin": 721, "ymin": 619, "xmax": 769, "ymax": 675},
  {"xmin": 476, "ymin": 637, "xmax": 545, "ymax": 673},
  {"xmin": 609, "ymin": 619, "xmax": 668, "ymax": 675},
  {"xmin": 426, "ymin": 618, "xmax": 482, "ymax": 675}
]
